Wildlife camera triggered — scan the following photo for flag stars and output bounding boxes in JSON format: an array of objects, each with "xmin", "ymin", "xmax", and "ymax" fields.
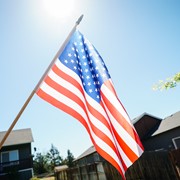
[
  {"xmin": 64, "ymin": 60, "xmax": 68, "ymax": 63},
  {"xmin": 89, "ymin": 89, "xmax": 93, "ymax": 93},
  {"xmin": 59, "ymin": 31, "xmax": 111, "ymax": 103}
]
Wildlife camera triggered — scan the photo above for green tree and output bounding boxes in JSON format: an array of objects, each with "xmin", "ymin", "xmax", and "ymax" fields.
[
  {"xmin": 63, "ymin": 149, "xmax": 75, "ymax": 167},
  {"xmin": 33, "ymin": 152, "xmax": 49, "ymax": 174},
  {"xmin": 153, "ymin": 72, "xmax": 180, "ymax": 90},
  {"xmin": 46, "ymin": 144, "xmax": 63, "ymax": 171}
]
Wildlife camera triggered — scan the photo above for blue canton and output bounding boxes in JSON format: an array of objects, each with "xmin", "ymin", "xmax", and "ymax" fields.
[{"xmin": 59, "ymin": 30, "xmax": 110, "ymax": 103}]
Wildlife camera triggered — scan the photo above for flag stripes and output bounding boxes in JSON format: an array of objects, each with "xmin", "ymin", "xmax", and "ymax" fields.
[{"xmin": 37, "ymin": 59, "xmax": 143, "ymax": 178}]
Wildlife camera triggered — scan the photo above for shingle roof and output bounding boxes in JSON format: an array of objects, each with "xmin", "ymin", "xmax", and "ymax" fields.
[
  {"xmin": 0, "ymin": 128, "xmax": 34, "ymax": 147},
  {"xmin": 75, "ymin": 146, "xmax": 96, "ymax": 161},
  {"xmin": 153, "ymin": 111, "xmax": 180, "ymax": 136}
]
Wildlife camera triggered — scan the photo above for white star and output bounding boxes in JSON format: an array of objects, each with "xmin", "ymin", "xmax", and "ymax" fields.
[
  {"xmin": 71, "ymin": 59, "xmax": 75, "ymax": 63},
  {"xmin": 86, "ymin": 75, "xmax": 90, "ymax": 79},
  {"xmin": 64, "ymin": 60, "xmax": 68, "ymax": 63},
  {"xmin": 87, "ymin": 82, "xmax": 91, "ymax": 86},
  {"xmin": 68, "ymin": 53, "xmax": 72, "ymax": 57},
  {"xmin": 89, "ymin": 89, "xmax": 93, "ymax": 93}
]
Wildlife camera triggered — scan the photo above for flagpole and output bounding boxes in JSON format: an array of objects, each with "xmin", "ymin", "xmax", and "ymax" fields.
[{"xmin": 0, "ymin": 14, "xmax": 84, "ymax": 150}]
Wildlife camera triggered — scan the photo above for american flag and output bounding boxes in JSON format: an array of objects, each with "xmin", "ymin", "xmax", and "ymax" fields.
[{"xmin": 36, "ymin": 30, "xmax": 144, "ymax": 179}]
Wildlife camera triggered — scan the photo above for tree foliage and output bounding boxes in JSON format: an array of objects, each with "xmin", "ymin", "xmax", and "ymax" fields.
[
  {"xmin": 153, "ymin": 72, "xmax": 180, "ymax": 90},
  {"xmin": 33, "ymin": 145, "xmax": 75, "ymax": 175},
  {"xmin": 62, "ymin": 149, "xmax": 75, "ymax": 167},
  {"xmin": 33, "ymin": 152, "xmax": 49, "ymax": 174},
  {"xmin": 46, "ymin": 144, "xmax": 63, "ymax": 171}
]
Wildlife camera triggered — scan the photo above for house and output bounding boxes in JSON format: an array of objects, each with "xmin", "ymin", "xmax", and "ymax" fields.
[
  {"xmin": 133, "ymin": 111, "xmax": 180, "ymax": 151},
  {"xmin": 0, "ymin": 128, "xmax": 34, "ymax": 180},
  {"xmin": 54, "ymin": 111, "xmax": 180, "ymax": 180}
]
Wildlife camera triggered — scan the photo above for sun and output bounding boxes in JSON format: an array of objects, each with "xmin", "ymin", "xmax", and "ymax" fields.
[{"xmin": 43, "ymin": 0, "xmax": 75, "ymax": 19}]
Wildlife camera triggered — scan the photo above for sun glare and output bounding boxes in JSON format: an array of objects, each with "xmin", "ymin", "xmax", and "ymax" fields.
[{"xmin": 43, "ymin": 0, "xmax": 75, "ymax": 19}]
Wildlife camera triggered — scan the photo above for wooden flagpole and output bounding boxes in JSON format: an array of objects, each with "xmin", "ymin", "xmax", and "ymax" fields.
[{"xmin": 0, "ymin": 14, "xmax": 84, "ymax": 150}]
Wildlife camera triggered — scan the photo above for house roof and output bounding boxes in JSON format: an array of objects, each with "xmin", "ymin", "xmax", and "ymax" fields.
[
  {"xmin": 54, "ymin": 165, "xmax": 68, "ymax": 172},
  {"xmin": 152, "ymin": 111, "xmax": 180, "ymax": 136},
  {"xmin": 0, "ymin": 128, "xmax": 34, "ymax": 147},
  {"xmin": 132, "ymin": 112, "xmax": 162, "ymax": 124},
  {"xmin": 75, "ymin": 146, "xmax": 96, "ymax": 161}
]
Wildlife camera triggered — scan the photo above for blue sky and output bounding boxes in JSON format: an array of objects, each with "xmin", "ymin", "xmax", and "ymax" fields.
[{"xmin": 0, "ymin": 0, "xmax": 179, "ymax": 158}]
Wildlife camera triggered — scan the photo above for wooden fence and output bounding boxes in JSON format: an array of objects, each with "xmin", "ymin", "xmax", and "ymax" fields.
[{"xmin": 55, "ymin": 150, "xmax": 180, "ymax": 180}]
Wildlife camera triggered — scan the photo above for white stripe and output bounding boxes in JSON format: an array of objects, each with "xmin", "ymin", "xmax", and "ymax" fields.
[
  {"xmin": 40, "ymin": 82, "xmax": 88, "ymax": 121},
  {"xmin": 101, "ymin": 84, "xmax": 133, "ymax": 126},
  {"xmin": 55, "ymin": 59, "xmax": 82, "ymax": 85},
  {"xmin": 103, "ymin": 103, "xmax": 141, "ymax": 167},
  {"xmin": 101, "ymin": 88, "xmax": 144, "ymax": 157},
  {"xmin": 48, "ymin": 69, "xmax": 85, "ymax": 102}
]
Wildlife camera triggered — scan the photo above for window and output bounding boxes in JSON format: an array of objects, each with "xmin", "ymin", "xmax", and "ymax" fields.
[
  {"xmin": 172, "ymin": 137, "xmax": 180, "ymax": 149},
  {"xmin": 1, "ymin": 150, "xmax": 19, "ymax": 166}
]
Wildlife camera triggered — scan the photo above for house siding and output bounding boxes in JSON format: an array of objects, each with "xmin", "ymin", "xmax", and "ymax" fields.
[
  {"xmin": 0, "ymin": 143, "xmax": 33, "ymax": 180},
  {"xmin": 143, "ymin": 127, "xmax": 180, "ymax": 151}
]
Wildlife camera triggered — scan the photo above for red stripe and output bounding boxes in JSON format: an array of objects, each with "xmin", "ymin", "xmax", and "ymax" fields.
[
  {"xmin": 44, "ymin": 76, "xmax": 86, "ymax": 113},
  {"xmin": 104, "ymin": 80, "xmax": 129, "ymax": 115},
  {"xmin": 101, "ymin": 89, "xmax": 143, "ymax": 150},
  {"xmin": 52, "ymin": 64, "xmax": 84, "ymax": 95},
  {"xmin": 94, "ymin": 144, "xmax": 125, "ymax": 179},
  {"xmin": 37, "ymin": 89, "xmax": 90, "ymax": 133}
]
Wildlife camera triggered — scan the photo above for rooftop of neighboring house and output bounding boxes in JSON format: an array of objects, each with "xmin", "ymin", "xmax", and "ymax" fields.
[
  {"xmin": 152, "ymin": 111, "xmax": 180, "ymax": 136},
  {"xmin": 0, "ymin": 128, "xmax": 34, "ymax": 147},
  {"xmin": 75, "ymin": 146, "xmax": 96, "ymax": 161}
]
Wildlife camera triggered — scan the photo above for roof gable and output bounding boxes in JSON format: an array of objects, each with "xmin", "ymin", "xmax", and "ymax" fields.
[
  {"xmin": 133, "ymin": 113, "xmax": 162, "ymax": 140},
  {"xmin": 0, "ymin": 128, "xmax": 34, "ymax": 147},
  {"xmin": 153, "ymin": 111, "xmax": 180, "ymax": 136}
]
